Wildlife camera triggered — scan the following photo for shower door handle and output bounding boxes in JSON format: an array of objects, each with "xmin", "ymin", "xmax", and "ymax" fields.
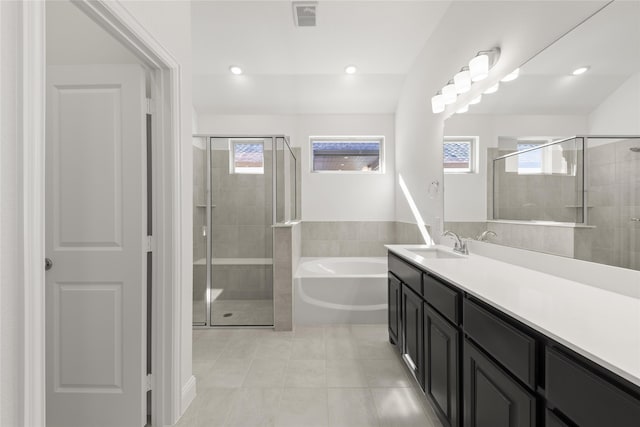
[{"xmin": 45, "ymin": 258, "xmax": 53, "ymax": 271}]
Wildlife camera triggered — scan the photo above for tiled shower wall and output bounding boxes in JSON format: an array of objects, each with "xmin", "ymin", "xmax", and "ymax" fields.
[
  {"xmin": 576, "ymin": 138, "xmax": 640, "ymax": 269},
  {"xmin": 301, "ymin": 221, "xmax": 428, "ymax": 257}
]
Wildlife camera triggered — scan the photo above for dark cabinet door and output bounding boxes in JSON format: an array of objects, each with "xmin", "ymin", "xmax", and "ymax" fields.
[
  {"xmin": 401, "ymin": 285, "xmax": 424, "ymax": 388},
  {"xmin": 388, "ymin": 273, "xmax": 401, "ymax": 347},
  {"xmin": 425, "ymin": 304, "xmax": 459, "ymax": 427},
  {"xmin": 464, "ymin": 339, "xmax": 536, "ymax": 427}
]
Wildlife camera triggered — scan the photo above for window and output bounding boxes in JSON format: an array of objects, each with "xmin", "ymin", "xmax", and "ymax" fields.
[
  {"xmin": 310, "ymin": 136, "xmax": 383, "ymax": 173},
  {"xmin": 230, "ymin": 139, "xmax": 264, "ymax": 174},
  {"xmin": 444, "ymin": 136, "xmax": 477, "ymax": 173},
  {"xmin": 516, "ymin": 142, "xmax": 543, "ymax": 173}
]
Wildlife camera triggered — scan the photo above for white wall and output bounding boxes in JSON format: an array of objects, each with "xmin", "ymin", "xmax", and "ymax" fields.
[
  {"xmin": 119, "ymin": 0, "xmax": 194, "ymax": 420},
  {"xmin": 444, "ymin": 114, "xmax": 587, "ymax": 221},
  {"xmin": 1, "ymin": 2, "xmax": 22, "ymax": 424},
  {"xmin": 394, "ymin": 0, "xmax": 608, "ymax": 240},
  {"xmin": 196, "ymin": 113, "xmax": 396, "ymax": 221},
  {"xmin": 589, "ymin": 72, "xmax": 640, "ymax": 134}
]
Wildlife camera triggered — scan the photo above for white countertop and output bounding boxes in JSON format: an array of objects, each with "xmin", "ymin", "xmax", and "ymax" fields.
[{"xmin": 386, "ymin": 244, "xmax": 640, "ymax": 388}]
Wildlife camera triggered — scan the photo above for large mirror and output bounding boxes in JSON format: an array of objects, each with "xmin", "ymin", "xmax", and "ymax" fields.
[{"xmin": 443, "ymin": 1, "xmax": 640, "ymax": 271}]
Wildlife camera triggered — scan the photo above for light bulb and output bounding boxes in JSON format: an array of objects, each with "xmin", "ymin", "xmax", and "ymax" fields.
[
  {"xmin": 229, "ymin": 66, "xmax": 243, "ymax": 75},
  {"xmin": 454, "ymin": 69, "xmax": 471, "ymax": 94},
  {"xmin": 469, "ymin": 95, "xmax": 482, "ymax": 105},
  {"xmin": 501, "ymin": 68, "xmax": 520, "ymax": 82},
  {"xmin": 572, "ymin": 66, "xmax": 589, "ymax": 76},
  {"xmin": 442, "ymin": 82, "xmax": 457, "ymax": 105},
  {"xmin": 345, "ymin": 65, "xmax": 357, "ymax": 75},
  {"xmin": 484, "ymin": 83, "xmax": 499, "ymax": 94},
  {"xmin": 469, "ymin": 53, "xmax": 489, "ymax": 82},
  {"xmin": 431, "ymin": 94, "xmax": 445, "ymax": 114},
  {"xmin": 456, "ymin": 104, "xmax": 469, "ymax": 114}
]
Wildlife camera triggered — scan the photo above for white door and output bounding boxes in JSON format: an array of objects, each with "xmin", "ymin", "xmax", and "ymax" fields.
[{"xmin": 45, "ymin": 65, "xmax": 147, "ymax": 427}]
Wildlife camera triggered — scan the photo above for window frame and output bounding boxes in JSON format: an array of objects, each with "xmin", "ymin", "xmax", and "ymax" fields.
[
  {"xmin": 229, "ymin": 138, "xmax": 265, "ymax": 175},
  {"xmin": 443, "ymin": 136, "xmax": 478, "ymax": 174},
  {"xmin": 309, "ymin": 136, "xmax": 385, "ymax": 174}
]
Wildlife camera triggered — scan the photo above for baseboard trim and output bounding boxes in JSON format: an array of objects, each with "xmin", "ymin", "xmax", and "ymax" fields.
[{"xmin": 180, "ymin": 375, "xmax": 197, "ymax": 415}]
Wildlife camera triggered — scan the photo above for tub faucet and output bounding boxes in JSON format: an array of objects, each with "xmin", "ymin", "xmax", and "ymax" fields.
[
  {"xmin": 476, "ymin": 230, "xmax": 497, "ymax": 241},
  {"xmin": 442, "ymin": 230, "xmax": 468, "ymax": 255}
]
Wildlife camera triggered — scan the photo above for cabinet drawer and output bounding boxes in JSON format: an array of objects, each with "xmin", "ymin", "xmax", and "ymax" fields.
[
  {"xmin": 546, "ymin": 347, "xmax": 640, "ymax": 427},
  {"xmin": 389, "ymin": 253, "xmax": 422, "ymax": 295},
  {"xmin": 423, "ymin": 273, "xmax": 460, "ymax": 324},
  {"xmin": 463, "ymin": 299, "xmax": 536, "ymax": 388}
]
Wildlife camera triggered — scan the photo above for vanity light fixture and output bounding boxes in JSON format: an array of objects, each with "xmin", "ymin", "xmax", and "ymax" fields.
[
  {"xmin": 469, "ymin": 47, "xmax": 501, "ymax": 82},
  {"xmin": 456, "ymin": 104, "xmax": 469, "ymax": 114},
  {"xmin": 429, "ymin": 46, "xmax": 501, "ymax": 114},
  {"xmin": 229, "ymin": 65, "xmax": 243, "ymax": 75},
  {"xmin": 431, "ymin": 92, "xmax": 445, "ymax": 114},
  {"xmin": 454, "ymin": 67, "xmax": 472, "ymax": 94},
  {"xmin": 483, "ymin": 83, "xmax": 500, "ymax": 94},
  {"xmin": 469, "ymin": 95, "xmax": 482, "ymax": 105},
  {"xmin": 572, "ymin": 66, "xmax": 589, "ymax": 76},
  {"xmin": 345, "ymin": 65, "xmax": 357, "ymax": 75},
  {"xmin": 442, "ymin": 80, "xmax": 457, "ymax": 105},
  {"xmin": 501, "ymin": 68, "xmax": 520, "ymax": 82}
]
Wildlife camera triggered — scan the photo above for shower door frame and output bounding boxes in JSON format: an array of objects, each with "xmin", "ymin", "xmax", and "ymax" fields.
[{"xmin": 193, "ymin": 134, "xmax": 291, "ymax": 328}]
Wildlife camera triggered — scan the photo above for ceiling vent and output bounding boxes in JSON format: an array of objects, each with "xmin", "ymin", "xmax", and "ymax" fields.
[{"xmin": 293, "ymin": 2, "xmax": 317, "ymax": 27}]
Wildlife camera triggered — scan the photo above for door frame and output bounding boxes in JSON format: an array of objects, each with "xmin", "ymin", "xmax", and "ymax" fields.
[{"xmin": 12, "ymin": 1, "xmax": 186, "ymax": 425}]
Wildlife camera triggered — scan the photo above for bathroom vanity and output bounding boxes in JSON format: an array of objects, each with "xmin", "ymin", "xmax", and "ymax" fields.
[{"xmin": 386, "ymin": 245, "xmax": 640, "ymax": 427}]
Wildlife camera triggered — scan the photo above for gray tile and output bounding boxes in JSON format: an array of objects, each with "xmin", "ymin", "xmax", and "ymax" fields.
[
  {"xmin": 176, "ymin": 388, "xmax": 237, "ymax": 427},
  {"xmin": 199, "ymin": 358, "xmax": 251, "ymax": 389},
  {"xmin": 224, "ymin": 387, "xmax": 283, "ymax": 427},
  {"xmin": 243, "ymin": 358, "xmax": 288, "ymax": 388},
  {"xmin": 274, "ymin": 388, "xmax": 328, "ymax": 427},
  {"xmin": 291, "ymin": 337, "xmax": 326, "ymax": 360},
  {"xmin": 372, "ymin": 388, "xmax": 439, "ymax": 427},
  {"xmin": 328, "ymin": 388, "xmax": 380, "ymax": 427},
  {"xmin": 326, "ymin": 337, "xmax": 359, "ymax": 359},
  {"xmin": 284, "ymin": 360, "xmax": 326, "ymax": 387},
  {"xmin": 255, "ymin": 336, "xmax": 292, "ymax": 360},
  {"xmin": 363, "ymin": 359, "xmax": 414, "ymax": 388},
  {"xmin": 326, "ymin": 359, "xmax": 368, "ymax": 388}
]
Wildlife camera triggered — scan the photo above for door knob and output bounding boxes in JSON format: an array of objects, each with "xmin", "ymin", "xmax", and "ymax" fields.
[{"xmin": 45, "ymin": 258, "xmax": 53, "ymax": 271}]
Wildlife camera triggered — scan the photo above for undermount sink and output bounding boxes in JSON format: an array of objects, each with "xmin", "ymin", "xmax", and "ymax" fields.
[{"xmin": 407, "ymin": 248, "xmax": 464, "ymax": 259}]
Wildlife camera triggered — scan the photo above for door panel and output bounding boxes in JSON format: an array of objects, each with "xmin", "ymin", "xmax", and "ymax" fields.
[
  {"xmin": 46, "ymin": 65, "xmax": 146, "ymax": 427},
  {"xmin": 401, "ymin": 285, "xmax": 423, "ymax": 388},
  {"xmin": 464, "ymin": 339, "xmax": 535, "ymax": 427}
]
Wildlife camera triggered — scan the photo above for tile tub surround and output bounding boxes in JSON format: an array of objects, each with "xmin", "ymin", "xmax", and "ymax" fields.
[
  {"xmin": 301, "ymin": 221, "xmax": 427, "ymax": 257},
  {"xmin": 273, "ymin": 222, "xmax": 302, "ymax": 331},
  {"xmin": 386, "ymin": 244, "xmax": 640, "ymax": 388},
  {"xmin": 182, "ymin": 325, "xmax": 443, "ymax": 427}
]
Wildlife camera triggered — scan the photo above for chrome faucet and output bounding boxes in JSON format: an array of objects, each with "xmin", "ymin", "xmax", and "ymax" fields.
[
  {"xmin": 442, "ymin": 230, "xmax": 468, "ymax": 255},
  {"xmin": 476, "ymin": 230, "xmax": 497, "ymax": 241}
]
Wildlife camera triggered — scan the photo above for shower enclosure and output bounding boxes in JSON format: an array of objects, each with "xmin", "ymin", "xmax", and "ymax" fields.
[
  {"xmin": 493, "ymin": 135, "xmax": 640, "ymax": 270},
  {"xmin": 192, "ymin": 135, "xmax": 299, "ymax": 327}
]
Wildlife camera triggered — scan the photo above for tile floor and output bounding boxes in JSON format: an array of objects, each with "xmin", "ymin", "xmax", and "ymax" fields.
[
  {"xmin": 178, "ymin": 324, "xmax": 443, "ymax": 427},
  {"xmin": 193, "ymin": 299, "xmax": 274, "ymax": 326}
]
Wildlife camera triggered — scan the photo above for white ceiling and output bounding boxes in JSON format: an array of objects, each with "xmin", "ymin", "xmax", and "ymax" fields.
[
  {"xmin": 467, "ymin": 1, "xmax": 640, "ymax": 115},
  {"xmin": 191, "ymin": 0, "xmax": 451, "ymax": 114}
]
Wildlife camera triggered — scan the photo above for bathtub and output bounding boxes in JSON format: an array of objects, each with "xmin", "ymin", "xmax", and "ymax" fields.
[{"xmin": 294, "ymin": 257, "xmax": 388, "ymax": 325}]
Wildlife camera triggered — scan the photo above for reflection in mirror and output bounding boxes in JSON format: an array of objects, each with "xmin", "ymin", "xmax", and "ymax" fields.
[
  {"xmin": 443, "ymin": 1, "xmax": 640, "ymax": 270},
  {"xmin": 493, "ymin": 136, "xmax": 584, "ymax": 223}
]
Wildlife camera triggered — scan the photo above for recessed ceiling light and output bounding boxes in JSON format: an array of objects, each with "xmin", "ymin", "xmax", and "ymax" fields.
[
  {"xmin": 572, "ymin": 66, "xmax": 589, "ymax": 76},
  {"xmin": 345, "ymin": 65, "xmax": 357, "ymax": 75},
  {"xmin": 501, "ymin": 68, "xmax": 520, "ymax": 82},
  {"xmin": 229, "ymin": 66, "xmax": 243, "ymax": 75}
]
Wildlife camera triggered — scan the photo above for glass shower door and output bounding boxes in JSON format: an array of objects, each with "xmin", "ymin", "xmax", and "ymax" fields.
[{"xmin": 208, "ymin": 137, "xmax": 274, "ymax": 326}]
